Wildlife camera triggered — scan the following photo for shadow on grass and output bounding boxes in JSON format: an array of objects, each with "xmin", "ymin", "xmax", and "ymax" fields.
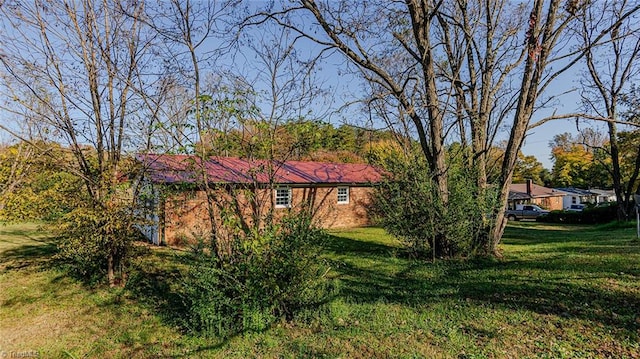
[
  {"xmin": 124, "ymin": 248, "xmax": 193, "ymax": 330},
  {"xmin": 325, "ymin": 226, "xmax": 640, "ymax": 339},
  {"xmin": 0, "ymin": 238, "xmax": 58, "ymax": 271},
  {"xmin": 0, "ymin": 224, "xmax": 47, "ymax": 237},
  {"xmin": 502, "ymin": 224, "xmax": 591, "ymax": 245},
  {"xmin": 125, "ymin": 242, "xmax": 341, "ymax": 352},
  {"xmin": 323, "ymin": 233, "xmax": 398, "ymax": 258},
  {"xmin": 503, "ymin": 222, "xmax": 638, "ymax": 246}
]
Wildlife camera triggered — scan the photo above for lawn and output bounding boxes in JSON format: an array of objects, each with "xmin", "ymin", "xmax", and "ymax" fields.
[{"xmin": 0, "ymin": 222, "xmax": 639, "ymax": 358}]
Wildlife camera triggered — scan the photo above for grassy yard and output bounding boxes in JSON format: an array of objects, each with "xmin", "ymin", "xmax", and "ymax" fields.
[{"xmin": 0, "ymin": 222, "xmax": 639, "ymax": 358}]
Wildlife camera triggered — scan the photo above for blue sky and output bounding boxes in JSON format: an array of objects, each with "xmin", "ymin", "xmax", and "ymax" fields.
[
  {"xmin": 230, "ymin": 5, "xmax": 594, "ymax": 172},
  {"xmin": 0, "ymin": 2, "xmax": 618, "ymax": 172}
]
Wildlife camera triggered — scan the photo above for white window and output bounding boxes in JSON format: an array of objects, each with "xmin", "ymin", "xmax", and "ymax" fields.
[
  {"xmin": 337, "ymin": 186, "xmax": 349, "ymax": 204},
  {"xmin": 275, "ymin": 187, "xmax": 292, "ymax": 208}
]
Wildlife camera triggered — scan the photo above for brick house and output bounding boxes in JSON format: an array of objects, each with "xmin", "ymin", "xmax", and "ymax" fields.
[
  {"xmin": 508, "ymin": 179, "xmax": 565, "ymax": 211},
  {"xmin": 136, "ymin": 154, "xmax": 383, "ymax": 246}
]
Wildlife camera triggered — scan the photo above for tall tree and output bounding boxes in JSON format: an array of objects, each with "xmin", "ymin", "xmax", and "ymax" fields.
[
  {"xmin": 253, "ymin": 0, "xmax": 640, "ymax": 256},
  {"xmin": 579, "ymin": 0, "xmax": 640, "ymax": 219},
  {"xmin": 513, "ymin": 153, "xmax": 550, "ymax": 186},
  {"xmin": 549, "ymin": 133, "xmax": 596, "ymax": 187},
  {"xmin": 0, "ymin": 0, "xmax": 158, "ymax": 285},
  {"xmin": 139, "ymin": 0, "xmax": 241, "ymax": 259}
]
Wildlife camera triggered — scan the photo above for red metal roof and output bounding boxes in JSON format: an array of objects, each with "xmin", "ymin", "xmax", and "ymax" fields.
[{"xmin": 137, "ymin": 154, "xmax": 383, "ymax": 185}]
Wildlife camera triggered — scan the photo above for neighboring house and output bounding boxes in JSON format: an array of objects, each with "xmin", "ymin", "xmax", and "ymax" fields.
[
  {"xmin": 508, "ymin": 179, "xmax": 565, "ymax": 211},
  {"xmin": 135, "ymin": 154, "xmax": 383, "ymax": 246},
  {"xmin": 555, "ymin": 187, "xmax": 598, "ymax": 209},
  {"xmin": 589, "ymin": 188, "xmax": 617, "ymax": 204}
]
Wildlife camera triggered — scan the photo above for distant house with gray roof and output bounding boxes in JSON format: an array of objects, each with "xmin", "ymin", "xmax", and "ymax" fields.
[
  {"xmin": 589, "ymin": 189, "xmax": 617, "ymax": 204},
  {"xmin": 555, "ymin": 187, "xmax": 597, "ymax": 209},
  {"xmin": 554, "ymin": 188, "xmax": 617, "ymax": 209}
]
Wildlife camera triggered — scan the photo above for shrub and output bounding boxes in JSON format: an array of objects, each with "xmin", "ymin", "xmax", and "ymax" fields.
[
  {"xmin": 0, "ymin": 170, "xmax": 83, "ymax": 222},
  {"xmin": 55, "ymin": 204, "xmax": 143, "ymax": 285},
  {"xmin": 539, "ymin": 204, "xmax": 619, "ymax": 224},
  {"xmin": 181, "ymin": 210, "xmax": 333, "ymax": 337},
  {"xmin": 371, "ymin": 156, "xmax": 498, "ymax": 259}
]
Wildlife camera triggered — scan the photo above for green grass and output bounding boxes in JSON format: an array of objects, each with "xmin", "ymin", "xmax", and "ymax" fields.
[{"xmin": 1, "ymin": 222, "xmax": 639, "ymax": 358}]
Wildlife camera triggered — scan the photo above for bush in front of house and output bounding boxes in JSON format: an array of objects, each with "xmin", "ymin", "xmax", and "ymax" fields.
[
  {"xmin": 55, "ymin": 204, "xmax": 144, "ymax": 286},
  {"xmin": 539, "ymin": 203, "xmax": 619, "ymax": 224},
  {"xmin": 181, "ymin": 210, "xmax": 334, "ymax": 338}
]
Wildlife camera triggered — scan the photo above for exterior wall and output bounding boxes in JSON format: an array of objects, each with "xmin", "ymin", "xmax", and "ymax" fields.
[
  {"xmin": 530, "ymin": 195, "xmax": 564, "ymax": 211},
  {"xmin": 159, "ymin": 185, "xmax": 375, "ymax": 246},
  {"xmin": 561, "ymin": 194, "xmax": 600, "ymax": 208},
  {"xmin": 562, "ymin": 195, "xmax": 577, "ymax": 209},
  {"xmin": 298, "ymin": 186, "xmax": 374, "ymax": 229},
  {"xmin": 596, "ymin": 194, "xmax": 616, "ymax": 203}
]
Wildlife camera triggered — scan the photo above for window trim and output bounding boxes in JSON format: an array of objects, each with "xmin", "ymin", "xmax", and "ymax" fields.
[
  {"xmin": 337, "ymin": 186, "xmax": 349, "ymax": 205},
  {"xmin": 274, "ymin": 187, "xmax": 292, "ymax": 208}
]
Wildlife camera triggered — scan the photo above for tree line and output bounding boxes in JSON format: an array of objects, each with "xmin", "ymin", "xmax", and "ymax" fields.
[{"xmin": 3, "ymin": 121, "xmax": 637, "ymax": 222}]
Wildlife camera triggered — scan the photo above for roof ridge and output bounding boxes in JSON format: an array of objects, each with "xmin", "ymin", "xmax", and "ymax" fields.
[{"xmin": 136, "ymin": 153, "xmax": 382, "ymax": 185}]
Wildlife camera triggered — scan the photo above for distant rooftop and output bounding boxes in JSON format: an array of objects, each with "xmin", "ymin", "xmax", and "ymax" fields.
[
  {"xmin": 555, "ymin": 187, "xmax": 595, "ymax": 196},
  {"xmin": 509, "ymin": 182, "xmax": 564, "ymax": 199},
  {"xmin": 587, "ymin": 188, "xmax": 616, "ymax": 196}
]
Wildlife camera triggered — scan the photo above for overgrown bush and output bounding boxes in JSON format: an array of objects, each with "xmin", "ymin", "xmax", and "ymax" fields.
[
  {"xmin": 372, "ymin": 155, "xmax": 498, "ymax": 259},
  {"xmin": 55, "ymin": 204, "xmax": 142, "ymax": 285},
  {"xmin": 181, "ymin": 210, "xmax": 333, "ymax": 338},
  {"xmin": 0, "ymin": 142, "xmax": 84, "ymax": 222}
]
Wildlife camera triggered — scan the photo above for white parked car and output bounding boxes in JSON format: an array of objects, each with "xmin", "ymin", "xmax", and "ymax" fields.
[{"xmin": 565, "ymin": 204, "xmax": 585, "ymax": 212}]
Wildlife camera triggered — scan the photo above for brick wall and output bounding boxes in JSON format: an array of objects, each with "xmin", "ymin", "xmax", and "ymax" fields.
[
  {"xmin": 531, "ymin": 195, "xmax": 564, "ymax": 211},
  {"xmin": 297, "ymin": 186, "xmax": 374, "ymax": 228},
  {"xmin": 159, "ymin": 185, "xmax": 376, "ymax": 246}
]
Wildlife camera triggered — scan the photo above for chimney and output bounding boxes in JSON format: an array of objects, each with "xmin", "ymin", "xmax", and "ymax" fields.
[{"xmin": 526, "ymin": 179, "xmax": 533, "ymax": 196}]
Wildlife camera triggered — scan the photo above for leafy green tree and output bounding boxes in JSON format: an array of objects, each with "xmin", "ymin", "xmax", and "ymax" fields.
[
  {"xmin": 513, "ymin": 153, "xmax": 549, "ymax": 185},
  {"xmin": 197, "ymin": 118, "xmax": 405, "ymax": 164},
  {"xmin": 548, "ymin": 128, "xmax": 639, "ymax": 194},
  {"xmin": 587, "ymin": 146, "xmax": 614, "ymax": 189},
  {"xmin": 0, "ymin": 142, "xmax": 83, "ymax": 222},
  {"xmin": 548, "ymin": 132, "xmax": 614, "ymax": 188},
  {"xmin": 373, "ymin": 151, "xmax": 498, "ymax": 258},
  {"xmin": 550, "ymin": 135, "xmax": 594, "ymax": 188},
  {"xmin": 617, "ymin": 130, "xmax": 640, "ymax": 189}
]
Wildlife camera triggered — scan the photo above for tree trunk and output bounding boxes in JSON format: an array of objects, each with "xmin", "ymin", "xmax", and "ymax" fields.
[
  {"xmin": 107, "ymin": 252, "xmax": 115, "ymax": 287},
  {"xmin": 486, "ymin": 0, "xmax": 561, "ymax": 254},
  {"xmin": 608, "ymin": 122, "xmax": 629, "ymax": 221},
  {"xmin": 490, "ymin": 184, "xmax": 512, "ymax": 257}
]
